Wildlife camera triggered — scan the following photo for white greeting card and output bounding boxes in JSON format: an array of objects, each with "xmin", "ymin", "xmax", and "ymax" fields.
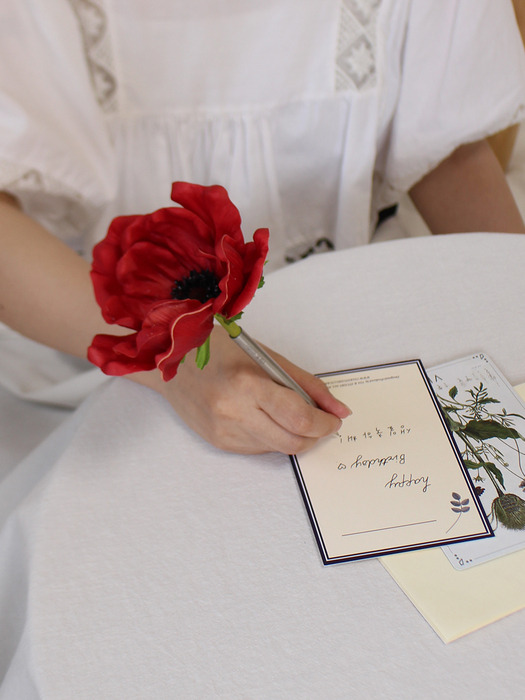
[{"xmin": 291, "ymin": 360, "xmax": 492, "ymax": 564}]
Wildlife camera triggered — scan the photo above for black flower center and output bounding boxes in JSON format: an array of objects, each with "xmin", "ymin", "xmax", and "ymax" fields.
[{"xmin": 171, "ymin": 269, "xmax": 221, "ymax": 303}]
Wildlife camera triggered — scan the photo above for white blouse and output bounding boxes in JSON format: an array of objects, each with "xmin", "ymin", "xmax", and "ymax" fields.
[{"xmin": 1, "ymin": 0, "xmax": 525, "ymax": 402}]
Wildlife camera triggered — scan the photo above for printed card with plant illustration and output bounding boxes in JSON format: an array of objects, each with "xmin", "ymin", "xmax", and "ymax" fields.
[{"xmin": 431, "ymin": 354, "xmax": 525, "ymax": 570}]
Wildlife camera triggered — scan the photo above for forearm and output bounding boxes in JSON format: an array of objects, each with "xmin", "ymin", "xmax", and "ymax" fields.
[
  {"xmin": 0, "ymin": 194, "xmax": 347, "ymax": 454},
  {"xmin": 0, "ymin": 195, "xmax": 122, "ymax": 359},
  {"xmin": 409, "ymin": 138, "xmax": 525, "ymax": 235},
  {"xmin": 0, "ymin": 195, "xmax": 177, "ymax": 403}
]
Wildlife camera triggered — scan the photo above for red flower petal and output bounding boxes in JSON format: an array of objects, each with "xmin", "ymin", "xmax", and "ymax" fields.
[
  {"xmin": 171, "ymin": 182, "xmax": 243, "ymax": 243},
  {"xmin": 155, "ymin": 301, "xmax": 215, "ymax": 380},
  {"xmin": 116, "ymin": 243, "xmax": 178, "ymax": 299},
  {"xmin": 88, "ymin": 333, "xmax": 158, "ymax": 374},
  {"xmin": 216, "ymin": 227, "xmax": 269, "ymax": 318},
  {"xmin": 89, "ymin": 182, "xmax": 269, "ymax": 380},
  {"xmin": 88, "ymin": 300, "xmax": 215, "ymax": 380}
]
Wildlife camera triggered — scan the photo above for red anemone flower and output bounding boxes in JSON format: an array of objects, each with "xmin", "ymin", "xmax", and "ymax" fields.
[{"xmin": 88, "ymin": 182, "xmax": 269, "ymax": 380}]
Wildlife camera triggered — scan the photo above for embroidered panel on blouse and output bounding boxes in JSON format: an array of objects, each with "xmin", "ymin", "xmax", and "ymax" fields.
[
  {"xmin": 67, "ymin": 0, "xmax": 381, "ymax": 106},
  {"xmin": 336, "ymin": 0, "xmax": 381, "ymax": 91},
  {"xmin": 284, "ymin": 2, "xmax": 382, "ymax": 264},
  {"xmin": 68, "ymin": 0, "xmax": 117, "ymax": 113}
]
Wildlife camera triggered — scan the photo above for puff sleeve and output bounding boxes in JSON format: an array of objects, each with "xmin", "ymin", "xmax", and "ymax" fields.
[
  {"xmin": 382, "ymin": 0, "xmax": 525, "ymax": 193},
  {"xmin": 0, "ymin": 0, "xmax": 116, "ymax": 251}
]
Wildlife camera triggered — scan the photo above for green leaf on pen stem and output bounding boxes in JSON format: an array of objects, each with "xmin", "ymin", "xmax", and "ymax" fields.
[
  {"xmin": 195, "ymin": 336, "xmax": 211, "ymax": 370},
  {"xmin": 226, "ymin": 312, "xmax": 244, "ymax": 323}
]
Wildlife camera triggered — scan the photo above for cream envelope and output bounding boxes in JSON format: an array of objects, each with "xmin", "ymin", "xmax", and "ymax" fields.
[{"xmin": 380, "ymin": 382, "xmax": 525, "ymax": 643}]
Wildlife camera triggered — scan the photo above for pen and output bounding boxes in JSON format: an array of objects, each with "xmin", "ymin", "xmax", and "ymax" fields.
[{"xmin": 215, "ymin": 316, "xmax": 316, "ymax": 406}]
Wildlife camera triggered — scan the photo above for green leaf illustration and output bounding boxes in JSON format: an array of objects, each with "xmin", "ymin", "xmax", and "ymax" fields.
[
  {"xmin": 460, "ymin": 419, "xmax": 522, "ymax": 441},
  {"xmin": 443, "ymin": 413, "xmax": 462, "ymax": 433},
  {"xmin": 484, "ymin": 462, "xmax": 506, "ymax": 489},
  {"xmin": 463, "ymin": 460, "xmax": 505, "ymax": 488},
  {"xmin": 505, "ymin": 412, "xmax": 525, "ymax": 420},
  {"xmin": 449, "ymin": 386, "xmax": 458, "ymax": 399},
  {"xmin": 463, "ymin": 459, "xmax": 485, "ymax": 470}
]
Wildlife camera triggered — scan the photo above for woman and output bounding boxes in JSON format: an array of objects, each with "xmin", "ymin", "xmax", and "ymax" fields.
[{"xmin": 1, "ymin": 0, "xmax": 524, "ymax": 454}]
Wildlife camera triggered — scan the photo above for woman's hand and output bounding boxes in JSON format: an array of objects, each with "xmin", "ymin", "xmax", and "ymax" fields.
[
  {"xmin": 149, "ymin": 325, "xmax": 350, "ymax": 455},
  {"xmin": 1, "ymin": 195, "xmax": 350, "ymax": 455}
]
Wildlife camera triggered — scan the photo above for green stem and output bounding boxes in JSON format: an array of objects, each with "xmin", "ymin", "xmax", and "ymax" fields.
[
  {"xmin": 457, "ymin": 432, "xmax": 504, "ymax": 497},
  {"xmin": 215, "ymin": 314, "xmax": 241, "ymax": 338},
  {"xmin": 483, "ymin": 466, "xmax": 505, "ymax": 497}
]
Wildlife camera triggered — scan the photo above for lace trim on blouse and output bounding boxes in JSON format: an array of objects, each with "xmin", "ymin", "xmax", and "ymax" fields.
[
  {"xmin": 68, "ymin": 0, "xmax": 117, "ymax": 113},
  {"xmin": 336, "ymin": 0, "xmax": 381, "ymax": 91}
]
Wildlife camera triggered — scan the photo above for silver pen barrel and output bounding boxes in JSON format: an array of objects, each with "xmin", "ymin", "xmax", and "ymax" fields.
[{"xmin": 232, "ymin": 328, "xmax": 316, "ymax": 407}]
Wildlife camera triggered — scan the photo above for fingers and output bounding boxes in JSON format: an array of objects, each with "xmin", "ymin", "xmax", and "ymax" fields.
[
  {"xmin": 207, "ymin": 394, "xmax": 326, "ymax": 455},
  {"xmin": 157, "ymin": 327, "xmax": 352, "ymax": 455},
  {"xmin": 260, "ymin": 346, "xmax": 351, "ymax": 420},
  {"xmin": 257, "ymin": 383, "xmax": 342, "ymax": 442},
  {"xmin": 201, "ymin": 363, "xmax": 339, "ymax": 454}
]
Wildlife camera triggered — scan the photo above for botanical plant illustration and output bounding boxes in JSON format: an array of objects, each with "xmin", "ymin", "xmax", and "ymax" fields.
[
  {"xmin": 438, "ymin": 383, "xmax": 525, "ymax": 531},
  {"xmin": 446, "ymin": 492, "xmax": 470, "ymax": 534}
]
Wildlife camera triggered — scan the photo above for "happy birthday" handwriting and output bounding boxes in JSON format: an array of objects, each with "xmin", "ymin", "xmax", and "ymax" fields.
[
  {"xmin": 384, "ymin": 472, "xmax": 430, "ymax": 493},
  {"xmin": 338, "ymin": 453, "xmax": 406, "ymax": 470}
]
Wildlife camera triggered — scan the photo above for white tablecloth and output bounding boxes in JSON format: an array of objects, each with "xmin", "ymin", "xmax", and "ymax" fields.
[{"xmin": 1, "ymin": 233, "xmax": 524, "ymax": 699}]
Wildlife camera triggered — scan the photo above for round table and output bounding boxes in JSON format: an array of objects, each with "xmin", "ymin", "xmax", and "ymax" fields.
[{"xmin": 1, "ymin": 233, "xmax": 524, "ymax": 699}]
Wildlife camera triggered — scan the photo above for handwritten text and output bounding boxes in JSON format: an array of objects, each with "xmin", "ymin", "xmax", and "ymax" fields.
[{"xmin": 384, "ymin": 472, "xmax": 430, "ymax": 493}]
